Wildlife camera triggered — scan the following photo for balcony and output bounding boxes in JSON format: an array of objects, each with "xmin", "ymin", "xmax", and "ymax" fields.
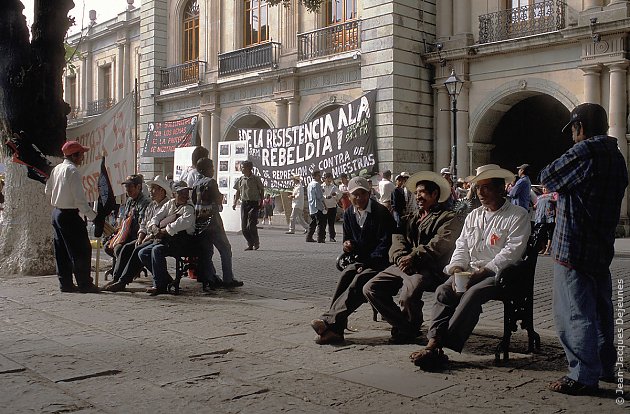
[
  {"xmin": 161, "ymin": 60, "xmax": 206, "ymax": 89},
  {"xmin": 67, "ymin": 106, "xmax": 81, "ymax": 120},
  {"xmin": 86, "ymin": 99, "xmax": 115, "ymax": 116},
  {"xmin": 298, "ymin": 20, "xmax": 360, "ymax": 61},
  {"xmin": 218, "ymin": 42, "xmax": 281, "ymax": 77},
  {"xmin": 479, "ymin": 0, "xmax": 565, "ymax": 44}
]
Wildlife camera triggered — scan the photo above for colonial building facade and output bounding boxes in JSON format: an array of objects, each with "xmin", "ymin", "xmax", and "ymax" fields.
[{"xmin": 65, "ymin": 0, "xmax": 630, "ymax": 229}]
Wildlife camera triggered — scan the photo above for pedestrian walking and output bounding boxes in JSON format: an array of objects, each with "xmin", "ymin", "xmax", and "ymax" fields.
[
  {"xmin": 232, "ymin": 160, "xmax": 265, "ymax": 251},
  {"xmin": 322, "ymin": 172, "xmax": 340, "ymax": 242},
  {"xmin": 286, "ymin": 175, "xmax": 310, "ymax": 234},
  {"xmin": 305, "ymin": 170, "xmax": 326, "ymax": 243}
]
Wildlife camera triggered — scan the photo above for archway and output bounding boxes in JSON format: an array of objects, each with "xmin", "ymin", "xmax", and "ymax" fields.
[
  {"xmin": 490, "ymin": 95, "xmax": 573, "ymax": 183},
  {"xmin": 224, "ymin": 114, "xmax": 271, "ymax": 141}
]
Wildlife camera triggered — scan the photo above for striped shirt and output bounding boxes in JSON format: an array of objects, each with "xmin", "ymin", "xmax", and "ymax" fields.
[{"xmin": 540, "ymin": 135, "xmax": 628, "ymax": 272}]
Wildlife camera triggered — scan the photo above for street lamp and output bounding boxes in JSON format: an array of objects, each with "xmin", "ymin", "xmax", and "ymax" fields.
[{"xmin": 444, "ymin": 69, "xmax": 463, "ymax": 182}]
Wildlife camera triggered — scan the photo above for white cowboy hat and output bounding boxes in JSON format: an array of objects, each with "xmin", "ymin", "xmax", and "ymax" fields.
[
  {"xmin": 468, "ymin": 164, "xmax": 515, "ymax": 184},
  {"xmin": 147, "ymin": 175, "xmax": 172, "ymax": 194},
  {"xmin": 405, "ymin": 171, "xmax": 452, "ymax": 203},
  {"xmin": 291, "ymin": 175, "xmax": 302, "ymax": 181}
]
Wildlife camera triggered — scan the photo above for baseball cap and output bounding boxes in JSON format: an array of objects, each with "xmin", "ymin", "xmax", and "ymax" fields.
[
  {"xmin": 440, "ymin": 167, "xmax": 452, "ymax": 175},
  {"xmin": 516, "ymin": 163, "xmax": 530, "ymax": 170},
  {"xmin": 121, "ymin": 174, "xmax": 144, "ymax": 186},
  {"xmin": 347, "ymin": 177, "xmax": 370, "ymax": 193},
  {"xmin": 561, "ymin": 103, "xmax": 609, "ymax": 133},
  {"xmin": 61, "ymin": 140, "xmax": 89, "ymax": 156},
  {"xmin": 172, "ymin": 180, "xmax": 191, "ymax": 192}
]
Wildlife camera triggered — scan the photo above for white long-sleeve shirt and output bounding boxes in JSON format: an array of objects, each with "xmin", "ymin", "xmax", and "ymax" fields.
[
  {"xmin": 291, "ymin": 184, "xmax": 305, "ymax": 209},
  {"xmin": 138, "ymin": 197, "xmax": 169, "ymax": 236},
  {"xmin": 45, "ymin": 159, "xmax": 96, "ymax": 220},
  {"xmin": 322, "ymin": 182, "xmax": 340, "ymax": 209},
  {"xmin": 445, "ymin": 201, "xmax": 530, "ymax": 277},
  {"xmin": 148, "ymin": 199, "xmax": 195, "ymax": 236}
]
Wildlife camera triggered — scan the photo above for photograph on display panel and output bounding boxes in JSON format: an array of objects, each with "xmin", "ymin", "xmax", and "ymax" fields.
[
  {"xmin": 234, "ymin": 142, "xmax": 247, "ymax": 156},
  {"xmin": 219, "ymin": 160, "xmax": 229, "ymax": 172},
  {"xmin": 219, "ymin": 143, "xmax": 230, "ymax": 156},
  {"xmin": 218, "ymin": 176, "xmax": 229, "ymax": 188}
]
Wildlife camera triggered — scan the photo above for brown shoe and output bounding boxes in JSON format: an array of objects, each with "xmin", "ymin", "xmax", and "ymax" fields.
[
  {"xmin": 316, "ymin": 330, "xmax": 344, "ymax": 345},
  {"xmin": 310, "ymin": 319, "xmax": 327, "ymax": 335}
]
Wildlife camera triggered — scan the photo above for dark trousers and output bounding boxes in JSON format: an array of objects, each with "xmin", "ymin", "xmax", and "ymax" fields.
[
  {"xmin": 199, "ymin": 216, "xmax": 234, "ymax": 283},
  {"xmin": 307, "ymin": 210, "xmax": 326, "ymax": 242},
  {"xmin": 321, "ymin": 264, "xmax": 380, "ymax": 334},
  {"xmin": 325, "ymin": 207, "xmax": 337, "ymax": 239},
  {"xmin": 363, "ymin": 265, "xmax": 446, "ymax": 336},
  {"xmin": 112, "ymin": 240, "xmax": 152, "ymax": 284},
  {"xmin": 240, "ymin": 200, "xmax": 260, "ymax": 248},
  {"xmin": 52, "ymin": 208, "xmax": 93, "ymax": 289}
]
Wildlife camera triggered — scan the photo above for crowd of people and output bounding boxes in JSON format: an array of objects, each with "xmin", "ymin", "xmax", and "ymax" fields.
[{"xmin": 43, "ymin": 103, "xmax": 627, "ymax": 397}]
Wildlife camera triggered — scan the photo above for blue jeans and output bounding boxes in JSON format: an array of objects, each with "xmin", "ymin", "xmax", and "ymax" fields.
[
  {"xmin": 138, "ymin": 242, "xmax": 172, "ymax": 289},
  {"xmin": 553, "ymin": 263, "xmax": 615, "ymax": 386}
]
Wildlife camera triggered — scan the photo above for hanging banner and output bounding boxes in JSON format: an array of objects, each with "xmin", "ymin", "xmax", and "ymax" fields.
[
  {"xmin": 66, "ymin": 93, "xmax": 136, "ymax": 203},
  {"xmin": 142, "ymin": 115, "xmax": 198, "ymax": 158},
  {"xmin": 238, "ymin": 90, "xmax": 378, "ymax": 190}
]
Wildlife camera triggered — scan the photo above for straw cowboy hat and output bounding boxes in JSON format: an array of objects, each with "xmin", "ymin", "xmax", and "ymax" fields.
[
  {"xmin": 467, "ymin": 164, "xmax": 515, "ymax": 184},
  {"xmin": 147, "ymin": 175, "xmax": 172, "ymax": 194},
  {"xmin": 405, "ymin": 171, "xmax": 452, "ymax": 203}
]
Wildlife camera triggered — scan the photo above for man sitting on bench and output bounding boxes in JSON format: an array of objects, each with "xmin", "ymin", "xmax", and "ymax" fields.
[
  {"xmin": 102, "ymin": 175, "xmax": 171, "ymax": 292},
  {"xmin": 410, "ymin": 164, "xmax": 530, "ymax": 370},
  {"xmin": 363, "ymin": 171, "xmax": 463, "ymax": 344},
  {"xmin": 139, "ymin": 181, "xmax": 195, "ymax": 296}
]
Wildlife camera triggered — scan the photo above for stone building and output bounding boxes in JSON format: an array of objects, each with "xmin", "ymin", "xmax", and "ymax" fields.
[{"xmin": 65, "ymin": 0, "xmax": 630, "ymax": 229}]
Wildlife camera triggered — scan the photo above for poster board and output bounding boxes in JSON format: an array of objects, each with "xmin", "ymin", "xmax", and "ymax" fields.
[
  {"xmin": 173, "ymin": 146, "xmax": 197, "ymax": 183},
  {"xmin": 142, "ymin": 115, "xmax": 198, "ymax": 158},
  {"xmin": 218, "ymin": 140, "xmax": 249, "ymax": 233}
]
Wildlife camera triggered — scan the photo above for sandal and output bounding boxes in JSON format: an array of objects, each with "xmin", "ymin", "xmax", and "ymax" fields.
[
  {"xmin": 409, "ymin": 347, "xmax": 448, "ymax": 371},
  {"xmin": 548, "ymin": 376, "xmax": 598, "ymax": 396}
]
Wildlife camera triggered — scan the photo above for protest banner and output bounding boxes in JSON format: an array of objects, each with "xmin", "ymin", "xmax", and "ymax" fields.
[
  {"xmin": 238, "ymin": 90, "xmax": 377, "ymax": 190},
  {"xmin": 142, "ymin": 115, "xmax": 198, "ymax": 158},
  {"xmin": 66, "ymin": 93, "xmax": 136, "ymax": 203}
]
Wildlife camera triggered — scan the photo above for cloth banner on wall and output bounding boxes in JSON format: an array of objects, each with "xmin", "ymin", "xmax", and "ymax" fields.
[
  {"xmin": 66, "ymin": 93, "xmax": 136, "ymax": 203},
  {"xmin": 142, "ymin": 115, "xmax": 198, "ymax": 158},
  {"xmin": 238, "ymin": 90, "xmax": 378, "ymax": 190}
]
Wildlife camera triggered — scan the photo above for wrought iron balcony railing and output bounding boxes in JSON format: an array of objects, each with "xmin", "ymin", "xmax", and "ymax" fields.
[
  {"xmin": 298, "ymin": 20, "xmax": 360, "ymax": 61},
  {"xmin": 479, "ymin": 0, "xmax": 565, "ymax": 44},
  {"xmin": 67, "ymin": 106, "xmax": 81, "ymax": 120},
  {"xmin": 86, "ymin": 98, "xmax": 115, "ymax": 116},
  {"xmin": 218, "ymin": 42, "xmax": 281, "ymax": 77},
  {"xmin": 161, "ymin": 60, "xmax": 206, "ymax": 89}
]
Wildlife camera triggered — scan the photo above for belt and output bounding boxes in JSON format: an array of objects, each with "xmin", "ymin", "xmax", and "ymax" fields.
[{"xmin": 55, "ymin": 208, "xmax": 79, "ymax": 212}]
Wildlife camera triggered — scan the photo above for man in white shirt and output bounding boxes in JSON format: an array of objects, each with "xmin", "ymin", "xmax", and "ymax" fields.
[
  {"xmin": 410, "ymin": 164, "xmax": 531, "ymax": 370},
  {"xmin": 378, "ymin": 170, "xmax": 395, "ymax": 210},
  {"xmin": 44, "ymin": 141, "xmax": 99, "ymax": 293},
  {"xmin": 138, "ymin": 181, "xmax": 196, "ymax": 296},
  {"xmin": 286, "ymin": 175, "xmax": 309, "ymax": 234}
]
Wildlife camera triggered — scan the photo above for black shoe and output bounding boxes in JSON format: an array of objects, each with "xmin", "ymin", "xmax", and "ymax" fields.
[
  {"xmin": 244, "ymin": 246, "xmax": 253, "ymax": 251},
  {"xmin": 202, "ymin": 281, "xmax": 216, "ymax": 292},
  {"xmin": 107, "ymin": 282, "xmax": 126, "ymax": 292},
  {"xmin": 78, "ymin": 284, "xmax": 101, "ymax": 294},
  {"xmin": 146, "ymin": 286, "xmax": 168, "ymax": 296},
  {"xmin": 302, "ymin": 229, "xmax": 309, "ymax": 234},
  {"xmin": 329, "ymin": 238, "xmax": 336, "ymax": 242},
  {"xmin": 306, "ymin": 238, "xmax": 316, "ymax": 243},
  {"xmin": 223, "ymin": 280, "xmax": 244, "ymax": 288},
  {"xmin": 253, "ymin": 244, "xmax": 260, "ymax": 250},
  {"xmin": 317, "ymin": 240, "xmax": 325, "ymax": 243},
  {"xmin": 60, "ymin": 285, "xmax": 78, "ymax": 293}
]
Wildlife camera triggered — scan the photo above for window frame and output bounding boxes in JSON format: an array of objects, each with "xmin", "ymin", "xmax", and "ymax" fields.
[
  {"xmin": 244, "ymin": 0, "xmax": 270, "ymax": 47},
  {"xmin": 182, "ymin": 0, "xmax": 200, "ymax": 63}
]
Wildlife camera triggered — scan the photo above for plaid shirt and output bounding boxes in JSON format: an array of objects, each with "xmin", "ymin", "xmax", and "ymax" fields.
[{"xmin": 540, "ymin": 135, "xmax": 628, "ymax": 272}]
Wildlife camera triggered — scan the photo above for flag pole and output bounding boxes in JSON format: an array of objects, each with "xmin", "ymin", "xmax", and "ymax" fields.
[{"xmin": 134, "ymin": 78, "xmax": 139, "ymax": 174}]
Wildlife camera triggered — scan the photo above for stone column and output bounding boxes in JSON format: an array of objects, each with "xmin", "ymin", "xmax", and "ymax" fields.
[
  {"xmin": 288, "ymin": 98, "xmax": 300, "ymax": 126},
  {"xmin": 453, "ymin": 0, "xmax": 471, "ymax": 37},
  {"xmin": 117, "ymin": 42, "xmax": 125, "ymax": 101},
  {"xmin": 608, "ymin": 62, "xmax": 629, "ymax": 218},
  {"xmin": 200, "ymin": 111, "xmax": 211, "ymax": 149},
  {"xmin": 85, "ymin": 51, "xmax": 93, "ymax": 107},
  {"xmin": 210, "ymin": 110, "xmax": 222, "ymax": 174},
  {"xmin": 436, "ymin": 0, "xmax": 453, "ymax": 40},
  {"xmin": 582, "ymin": 65, "xmax": 601, "ymax": 104},
  {"xmin": 81, "ymin": 56, "xmax": 88, "ymax": 112},
  {"xmin": 456, "ymin": 84, "xmax": 470, "ymax": 178},
  {"xmin": 583, "ymin": 0, "xmax": 604, "ymax": 9},
  {"xmin": 435, "ymin": 86, "xmax": 451, "ymax": 172},
  {"xmin": 276, "ymin": 99, "xmax": 288, "ymax": 128}
]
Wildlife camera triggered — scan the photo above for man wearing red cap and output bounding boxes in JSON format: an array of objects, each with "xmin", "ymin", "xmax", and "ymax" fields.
[{"xmin": 44, "ymin": 141, "xmax": 100, "ymax": 293}]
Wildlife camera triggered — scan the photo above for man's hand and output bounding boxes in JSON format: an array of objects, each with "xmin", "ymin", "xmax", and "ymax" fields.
[
  {"xmin": 342, "ymin": 240, "xmax": 353, "ymax": 253},
  {"xmin": 466, "ymin": 268, "xmax": 495, "ymax": 289},
  {"xmin": 449, "ymin": 266, "xmax": 465, "ymax": 292},
  {"xmin": 232, "ymin": 203, "xmax": 237, "ymax": 211},
  {"xmin": 397, "ymin": 254, "xmax": 415, "ymax": 274},
  {"xmin": 136, "ymin": 233, "xmax": 146, "ymax": 246}
]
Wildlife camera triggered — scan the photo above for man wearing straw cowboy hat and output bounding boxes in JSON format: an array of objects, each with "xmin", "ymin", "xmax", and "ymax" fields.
[
  {"xmin": 285, "ymin": 174, "xmax": 310, "ymax": 235},
  {"xmin": 363, "ymin": 171, "xmax": 463, "ymax": 344},
  {"xmin": 410, "ymin": 164, "xmax": 530, "ymax": 370},
  {"xmin": 102, "ymin": 175, "xmax": 171, "ymax": 292}
]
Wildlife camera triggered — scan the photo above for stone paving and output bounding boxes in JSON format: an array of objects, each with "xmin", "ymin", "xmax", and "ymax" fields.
[{"xmin": 0, "ymin": 224, "xmax": 628, "ymax": 413}]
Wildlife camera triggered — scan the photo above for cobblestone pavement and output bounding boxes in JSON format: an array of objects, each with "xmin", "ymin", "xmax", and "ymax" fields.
[{"xmin": 0, "ymin": 224, "xmax": 628, "ymax": 413}]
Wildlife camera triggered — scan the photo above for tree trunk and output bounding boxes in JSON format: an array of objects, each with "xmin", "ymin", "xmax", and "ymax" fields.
[{"xmin": 0, "ymin": 0, "xmax": 73, "ymax": 275}]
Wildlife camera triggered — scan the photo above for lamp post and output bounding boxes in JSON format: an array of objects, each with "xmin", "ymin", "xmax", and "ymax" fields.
[{"xmin": 444, "ymin": 69, "xmax": 463, "ymax": 182}]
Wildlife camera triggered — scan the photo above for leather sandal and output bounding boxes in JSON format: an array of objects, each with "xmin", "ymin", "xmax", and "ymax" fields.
[{"xmin": 548, "ymin": 376, "xmax": 598, "ymax": 396}]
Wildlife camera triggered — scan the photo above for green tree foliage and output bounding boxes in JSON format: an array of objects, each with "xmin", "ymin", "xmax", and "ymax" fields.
[{"xmin": 266, "ymin": 0, "xmax": 323, "ymax": 13}]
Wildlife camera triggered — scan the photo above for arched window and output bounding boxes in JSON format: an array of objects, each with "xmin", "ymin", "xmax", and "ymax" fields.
[
  {"xmin": 182, "ymin": 0, "xmax": 200, "ymax": 62},
  {"xmin": 244, "ymin": 0, "xmax": 269, "ymax": 46},
  {"xmin": 325, "ymin": 0, "xmax": 356, "ymax": 25}
]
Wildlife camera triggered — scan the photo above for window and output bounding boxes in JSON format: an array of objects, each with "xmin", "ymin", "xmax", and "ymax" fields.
[
  {"xmin": 508, "ymin": 0, "xmax": 549, "ymax": 22},
  {"xmin": 244, "ymin": 0, "xmax": 269, "ymax": 46},
  {"xmin": 326, "ymin": 0, "xmax": 356, "ymax": 25},
  {"xmin": 102, "ymin": 65, "xmax": 111, "ymax": 101},
  {"xmin": 67, "ymin": 76, "xmax": 77, "ymax": 109},
  {"xmin": 183, "ymin": 0, "xmax": 200, "ymax": 62}
]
